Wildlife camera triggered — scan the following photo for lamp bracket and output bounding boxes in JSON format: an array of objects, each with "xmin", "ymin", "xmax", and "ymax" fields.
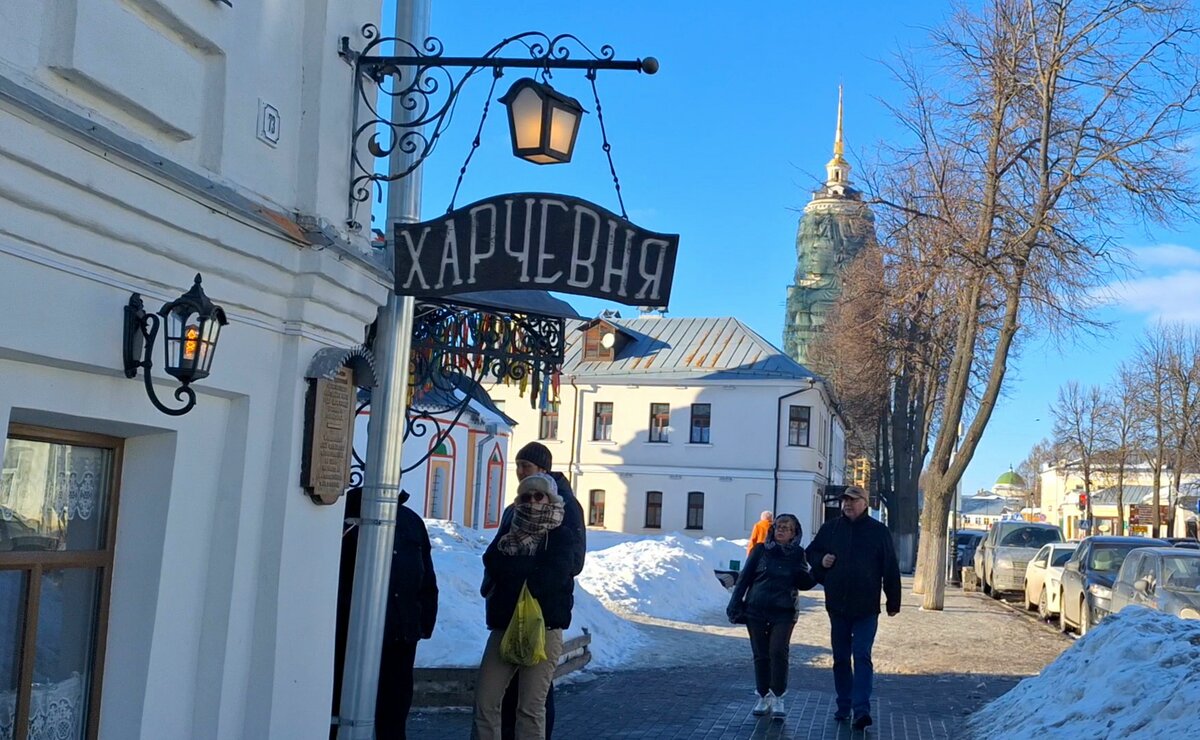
[
  {"xmin": 339, "ymin": 25, "xmax": 656, "ymax": 230},
  {"xmin": 122, "ymin": 292, "xmax": 197, "ymax": 417}
]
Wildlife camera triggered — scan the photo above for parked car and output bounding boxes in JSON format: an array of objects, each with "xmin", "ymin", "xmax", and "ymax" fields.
[
  {"xmin": 975, "ymin": 522, "xmax": 1064, "ymax": 599},
  {"xmin": 1059, "ymin": 535, "xmax": 1169, "ymax": 635},
  {"xmin": 952, "ymin": 530, "xmax": 985, "ymax": 585},
  {"xmin": 1023, "ymin": 542, "xmax": 1078, "ymax": 620},
  {"xmin": 1110, "ymin": 547, "xmax": 1200, "ymax": 620},
  {"xmin": 1167, "ymin": 537, "xmax": 1200, "ymax": 551}
]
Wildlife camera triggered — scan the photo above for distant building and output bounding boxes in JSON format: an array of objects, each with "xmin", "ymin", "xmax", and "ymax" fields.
[
  {"xmin": 992, "ymin": 467, "xmax": 1028, "ymax": 501},
  {"xmin": 783, "ymin": 88, "xmax": 877, "ymax": 365},
  {"xmin": 1040, "ymin": 461, "xmax": 1200, "ymax": 539},
  {"xmin": 488, "ymin": 315, "xmax": 847, "ymax": 543}
]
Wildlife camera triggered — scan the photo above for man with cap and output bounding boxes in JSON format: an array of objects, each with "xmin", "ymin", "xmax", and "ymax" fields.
[
  {"xmin": 806, "ymin": 485, "xmax": 901, "ymax": 731},
  {"xmin": 489, "ymin": 442, "xmax": 585, "ymax": 740}
]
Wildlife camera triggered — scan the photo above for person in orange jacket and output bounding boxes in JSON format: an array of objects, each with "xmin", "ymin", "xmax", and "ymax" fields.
[{"xmin": 748, "ymin": 510, "xmax": 774, "ymax": 554}]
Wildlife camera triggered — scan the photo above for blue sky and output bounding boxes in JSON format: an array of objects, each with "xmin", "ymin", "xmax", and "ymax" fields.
[{"xmin": 375, "ymin": 0, "xmax": 1200, "ymax": 498}]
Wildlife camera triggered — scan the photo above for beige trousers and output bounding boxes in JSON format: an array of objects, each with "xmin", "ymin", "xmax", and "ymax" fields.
[{"xmin": 471, "ymin": 628, "xmax": 564, "ymax": 740}]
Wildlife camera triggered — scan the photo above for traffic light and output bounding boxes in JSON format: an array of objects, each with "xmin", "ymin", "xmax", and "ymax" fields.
[{"xmin": 1078, "ymin": 492, "xmax": 1088, "ymax": 510}]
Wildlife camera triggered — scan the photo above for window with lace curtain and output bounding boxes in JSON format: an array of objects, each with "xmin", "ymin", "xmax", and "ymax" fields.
[{"xmin": 1, "ymin": 424, "xmax": 123, "ymax": 740}]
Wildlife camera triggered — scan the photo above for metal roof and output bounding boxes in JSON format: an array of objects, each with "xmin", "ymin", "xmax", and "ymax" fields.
[
  {"xmin": 1090, "ymin": 485, "xmax": 1160, "ymax": 505},
  {"xmin": 562, "ymin": 317, "xmax": 816, "ymax": 381}
]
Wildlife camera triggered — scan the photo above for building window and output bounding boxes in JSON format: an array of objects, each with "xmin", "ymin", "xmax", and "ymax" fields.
[
  {"xmin": 648, "ymin": 403, "xmax": 670, "ymax": 443},
  {"xmin": 589, "ymin": 490, "xmax": 606, "ymax": 527},
  {"xmin": 484, "ymin": 448, "xmax": 504, "ymax": 528},
  {"xmin": 582, "ymin": 323, "xmax": 617, "ymax": 361},
  {"xmin": 593, "ymin": 402, "xmax": 613, "ymax": 441},
  {"xmin": 645, "ymin": 491, "xmax": 663, "ymax": 528},
  {"xmin": 788, "ymin": 405, "xmax": 811, "ymax": 447},
  {"xmin": 425, "ymin": 439, "xmax": 454, "ymax": 519},
  {"xmin": 538, "ymin": 402, "xmax": 559, "ymax": 441},
  {"xmin": 1, "ymin": 425, "xmax": 124, "ymax": 740},
  {"xmin": 686, "ymin": 491, "xmax": 704, "ymax": 530},
  {"xmin": 690, "ymin": 403, "xmax": 711, "ymax": 444}
]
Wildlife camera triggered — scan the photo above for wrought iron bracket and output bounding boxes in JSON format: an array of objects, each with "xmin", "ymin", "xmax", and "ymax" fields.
[
  {"xmin": 349, "ymin": 300, "xmax": 565, "ymax": 487},
  {"xmin": 339, "ymin": 25, "xmax": 657, "ymax": 230},
  {"xmin": 123, "ymin": 294, "xmax": 197, "ymax": 416}
]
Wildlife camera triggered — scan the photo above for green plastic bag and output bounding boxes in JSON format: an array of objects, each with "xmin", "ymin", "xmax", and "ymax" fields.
[{"xmin": 500, "ymin": 582, "xmax": 547, "ymax": 666}]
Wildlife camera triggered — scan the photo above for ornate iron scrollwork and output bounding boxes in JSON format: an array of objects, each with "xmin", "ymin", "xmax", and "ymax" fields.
[
  {"xmin": 339, "ymin": 24, "xmax": 653, "ymax": 229},
  {"xmin": 349, "ymin": 301, "xmax": 565, "ymax": 483}
]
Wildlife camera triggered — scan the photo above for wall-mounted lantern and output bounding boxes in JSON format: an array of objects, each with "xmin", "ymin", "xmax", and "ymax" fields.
[
  {"xmin": 123, "ymin": 273, "xmax": 228, "ymax": 416},
  {"xmin": 498, "ymin": 78, "xmax": 586, "ymax": 165}
]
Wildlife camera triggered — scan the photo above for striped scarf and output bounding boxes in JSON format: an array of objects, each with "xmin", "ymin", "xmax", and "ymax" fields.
[{"xmin": 498, "ymin": 500, "xmax": 565, "ymax": 555}]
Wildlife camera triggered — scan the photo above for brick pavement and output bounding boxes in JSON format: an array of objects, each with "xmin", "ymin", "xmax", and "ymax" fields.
[{"xmin": 407, "ymin": 578, "xmax": 1067, "ymax": 739}]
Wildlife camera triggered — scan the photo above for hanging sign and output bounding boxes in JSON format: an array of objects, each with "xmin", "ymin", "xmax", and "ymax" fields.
[{"xmin": 394, "ymin": 193, "xmax": 679, "ymax": 307}]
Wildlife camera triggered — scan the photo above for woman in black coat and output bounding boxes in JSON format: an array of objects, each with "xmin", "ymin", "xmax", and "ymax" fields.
[{"xmin": 726, "ymin": 513, "xmax": 815, "ymax": 719}]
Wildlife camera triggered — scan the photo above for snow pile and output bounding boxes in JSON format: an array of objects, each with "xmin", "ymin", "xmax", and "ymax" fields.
[
  {"xmin": 968, "ymin": 607, "xmax": 1200, "ymax": 739},
  {"xmin": 577, "ymin": 531, "xmax": 746, "ymax": 622},
  {"xmin": 417, "ymin": 521, "xmax": 643, "ymax": 669}
]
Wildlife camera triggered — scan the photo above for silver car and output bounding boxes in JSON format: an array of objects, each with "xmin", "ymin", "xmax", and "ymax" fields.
[
  {"xmin": 1110, "ymin": 547, "xmax": 1200, "ymax": 620},
  {"xmin": 976, "ymin": 521, "xmax": 1065, "ymax": 598}
]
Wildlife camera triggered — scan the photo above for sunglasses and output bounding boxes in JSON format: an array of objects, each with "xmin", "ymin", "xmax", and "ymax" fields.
[{"xmin": 518, "ymin": 492, "xmax": 547, "ymax": 503}]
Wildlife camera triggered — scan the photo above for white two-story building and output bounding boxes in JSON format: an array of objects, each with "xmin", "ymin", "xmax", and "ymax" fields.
[
  {"xmin": 0, "ymin": 2, "xmax": 385, "ymax": 738},
  {"xmin": 488, "ymin": 315, "xmax": 847, "ymax": 543}
]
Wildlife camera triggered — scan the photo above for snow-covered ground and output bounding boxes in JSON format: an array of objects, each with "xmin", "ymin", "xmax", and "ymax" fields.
[
  {"xmin": 968, "ymin": 607, "xmax": 1200, "ymax": 739},
  {"xmin": 416, "ymin": 521, "xmax": 747, "ymax": 670}
]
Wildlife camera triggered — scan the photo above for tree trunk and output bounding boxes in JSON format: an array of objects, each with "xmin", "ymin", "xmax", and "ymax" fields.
[{"xmin": 917, "ymin": 473, "xmax": 952, "ymax": 609}]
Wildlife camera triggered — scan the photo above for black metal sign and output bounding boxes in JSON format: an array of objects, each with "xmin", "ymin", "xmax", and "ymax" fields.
[{"xmin": 394, "ymin": 193, "xmax": 679, "ymax": 307}]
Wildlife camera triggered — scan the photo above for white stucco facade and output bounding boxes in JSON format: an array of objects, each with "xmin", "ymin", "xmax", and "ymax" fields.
[
  {"xmin": 0, "ymin": 2, "xmax": 385, "ymax": 738},
  {"xmin": 487, "ymin": 317, "xmax": 847, "ymax": 546}
]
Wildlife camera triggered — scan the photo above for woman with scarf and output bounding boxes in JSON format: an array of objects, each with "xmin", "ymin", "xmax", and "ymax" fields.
[
  {"xmin": 726, "ymin": 513, "xmax": 816, "ymax": 719},
  {"xmin": 473, "ymin": 472, "xmax": 580, "ymax": 740}
]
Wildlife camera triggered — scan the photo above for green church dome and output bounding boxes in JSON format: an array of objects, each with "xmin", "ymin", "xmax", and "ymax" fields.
[{"xmin": 995, "ymin": 469, "xmax": 1026, "ymax": 487}]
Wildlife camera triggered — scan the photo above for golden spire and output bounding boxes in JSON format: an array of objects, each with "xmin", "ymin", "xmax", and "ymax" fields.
[
  {"xmin": 825, "ymin": 86, "xmax": 851, "ymax": 186},
  {"xmin": 833, "ymin": 85, "xmax": 845, "ymax": 158}
]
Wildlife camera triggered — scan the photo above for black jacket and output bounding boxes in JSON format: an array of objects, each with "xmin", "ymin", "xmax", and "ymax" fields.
[
  {"xmin": 481, "ymin": 472, "xmax": 586, "ymax": 631},
  {"xmin": 728, "ymin": 540, "xmax": 816, "ymax": 623},
  {"xmin": 383, "ymin": 492, "xmax": 439, "ymax": 643},
  {"xmin": 806, "ymin": 514, "xmax": 902, "ymax": 619}
]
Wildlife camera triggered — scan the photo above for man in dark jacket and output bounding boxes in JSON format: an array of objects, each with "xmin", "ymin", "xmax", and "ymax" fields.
[
  {"xmin": 332, "ymin": 488, "xmax": 438, "ymax": 740},
  {"xmin": 806, "ymin": 485, "xmax": 901, "ymax": 731},
  {"xmin": 488, "ymin": 442, "xmax": 585, "ymax": 740}
]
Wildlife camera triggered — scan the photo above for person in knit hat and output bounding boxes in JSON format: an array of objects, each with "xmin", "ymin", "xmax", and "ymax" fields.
[{"xmin": 476, "ymin": 443, "xmax": 585, "ymax": 740}]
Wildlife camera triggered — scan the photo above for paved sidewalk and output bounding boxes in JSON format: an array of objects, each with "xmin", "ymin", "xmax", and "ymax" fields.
[{"xmin": 408, "ymin": 578, "xmax": 1069, "ymax": 739}]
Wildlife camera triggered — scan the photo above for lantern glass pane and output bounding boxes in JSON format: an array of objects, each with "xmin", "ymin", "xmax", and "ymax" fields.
[
  {"xmin": 163, "ymin": 310, "xmax": 195, "ymax": 372},
  {"xmin": 509, "ymin": 87, "xmax": 544, "ymax": 150},
  {"xmin": 548, "ymin": 106, "xmax": 579, "ymax": 157}
]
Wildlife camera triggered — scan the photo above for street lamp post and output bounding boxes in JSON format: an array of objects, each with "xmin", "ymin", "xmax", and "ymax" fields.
[{"xmin": 334, "ymin": 5, "xmax": 658, "ymax": 737}]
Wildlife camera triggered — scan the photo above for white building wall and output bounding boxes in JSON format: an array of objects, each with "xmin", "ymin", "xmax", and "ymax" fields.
[
  {"xmin": 0, "ymin": 2, "xmax": 384, "ymax": 738},
  {"xmin": 490, "ymin": 378, "xmax": 842, "ymax": 546}
]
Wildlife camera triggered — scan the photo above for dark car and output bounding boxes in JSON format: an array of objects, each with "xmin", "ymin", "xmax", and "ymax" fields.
[
  {"xmin": 951, "ymin": 531, "xmax": 985, "ymax": 584},
  {"xmin": 1167, "ymin": 537, "xmax": 1200, "ymax": 551},
  {"xmin": 1059, "ymin": 535, "xmax": 1169, "ymax": 635}
]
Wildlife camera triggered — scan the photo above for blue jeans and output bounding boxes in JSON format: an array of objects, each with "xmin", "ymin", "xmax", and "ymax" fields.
[{"xmin": 829, "ymin": 613, "xmax": 879, "ymax": 717}]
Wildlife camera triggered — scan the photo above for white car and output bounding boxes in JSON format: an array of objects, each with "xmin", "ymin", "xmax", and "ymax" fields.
[{"xmin": 1024, "ymin": 542, "xmax": 1078, "ymax": 619}]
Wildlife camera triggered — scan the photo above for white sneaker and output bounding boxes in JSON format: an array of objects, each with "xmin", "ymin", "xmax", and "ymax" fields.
[
  {"xmin": 752, "ymin": 693, "xmax": 773, "ymax": 716},
  {"xmin": 770, "ymin": 691, "xmax": 787, "ymax": 718}
]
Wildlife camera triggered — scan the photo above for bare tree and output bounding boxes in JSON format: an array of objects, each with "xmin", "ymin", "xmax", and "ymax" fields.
[
  {"xmin": 1017, "ymin": 437, "xmax": 1059, "ymax": 509},
  {"xmin": 1163, "ymin": 326, "xmax": 1200, "ymax": 534},
  {"xmin": 1101, "ymin": 363, "xmax": 1145, "ymax": 534},
  {"xmin": 1136, "ymin": 325, "xmax": 1177, "ymax": 537},
  {"xmin": 1052, "ymin": 382, "xmax": 1108, "ymax": 530},
  {"xmin": 883, "ymin": 0, "xmax": 1200, "ymax": 608}
]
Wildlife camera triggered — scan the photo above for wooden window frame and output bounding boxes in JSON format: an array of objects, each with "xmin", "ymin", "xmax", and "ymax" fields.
[
  {"xmin": 538, "ymin": 403, "xmax": 559, "ymax": 441},
  {"xmin": 647, "ymin": 403, "xmax": 670, "ymax": 443},
  {"xmin": 592, "ymin": 402, "xmax": 613, "ymax": 441},
  {"xmin": 787, "ymin": 405, "xmax": 811, "ymax": 447},
  {"xmin": 1, "ymin": 423, "xmax": 125, "ymax": 740},
  {"xmin": 588, "ymin": 490, "xmax": 605, "ymax": 527},
  {"xmin": 686, "ymin": 491, "xmax": 704, "ymax": 530},
  {"xmin": 689, "ymin": 403, "xmax": 711, "ymax": 444},
  {"xmin": 645, "ymin": 491, "xmax": 663, "ymax": 529}
]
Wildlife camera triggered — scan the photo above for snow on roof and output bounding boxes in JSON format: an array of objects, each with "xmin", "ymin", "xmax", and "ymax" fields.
[{"xmin": 968, "ymin": 607, "xmax": 1200, "ymax": 739}]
